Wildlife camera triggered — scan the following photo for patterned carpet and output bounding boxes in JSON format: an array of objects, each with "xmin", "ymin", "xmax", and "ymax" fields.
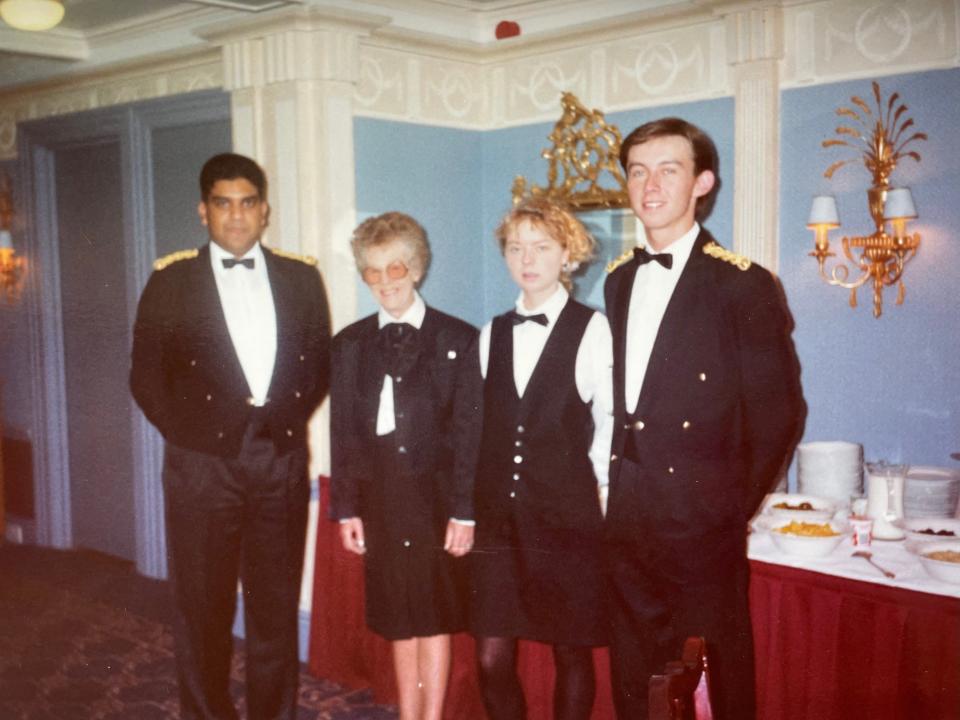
[{"xmin": 0, "ymin": 544, "xmax": 398, "ymax": 720}]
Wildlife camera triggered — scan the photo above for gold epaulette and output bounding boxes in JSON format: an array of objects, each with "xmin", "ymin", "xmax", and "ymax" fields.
[
  {"xmin": 153, "ymin": 248, "xmax": 199, "ymax": 271},
  {"xmin": 606, "ymin": 248, "xmax": 635, "ymax": 274},
  {"xmin": 703, "ymin": 241, "xmax": 751, "ymax": 271},
  {"xmin": 265, "ymin": 246, "xmax": 318, "ymax": 266}
]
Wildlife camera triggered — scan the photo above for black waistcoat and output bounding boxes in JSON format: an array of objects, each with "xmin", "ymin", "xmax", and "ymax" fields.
[{"xmin": 475, "ymin": 299, "xmax": 600, "ymax": 532}]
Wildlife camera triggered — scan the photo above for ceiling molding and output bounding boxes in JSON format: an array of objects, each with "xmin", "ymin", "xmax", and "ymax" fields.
[{"xmin": 0, "ymin": 27, "xmax": 89, "ymax": 60}]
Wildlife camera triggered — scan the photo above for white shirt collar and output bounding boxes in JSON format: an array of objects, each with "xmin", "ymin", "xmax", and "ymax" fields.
[
  {"xmin": 514, "ymin": 284, "xmax": 568, "ymax": 325},
  {"xmin": 378, "ymin": 290, "xmax": 426, "ymax": 329},
  {"xmin": 210, "ymin": 241, "xmax": 264, "ymax": 274}
]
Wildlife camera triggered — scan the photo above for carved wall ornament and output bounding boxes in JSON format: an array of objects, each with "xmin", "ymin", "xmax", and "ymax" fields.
[{"xmin": 511, "ymin": 91, "xmax": 629, "ymax": 211}]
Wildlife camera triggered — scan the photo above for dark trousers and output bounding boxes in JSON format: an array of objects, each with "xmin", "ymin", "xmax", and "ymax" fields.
[
  {"xmin": 162, "ymin": 423, "xmax": 310, "ymax": 720},
  {"xmin": 605, "ymin": 464, "xmax": 756, "ymax": 720}
]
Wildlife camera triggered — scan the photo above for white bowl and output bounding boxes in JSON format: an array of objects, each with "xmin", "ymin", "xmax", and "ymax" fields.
[
  {"xmin": 897, "ymin": 518, "xmax": 960, "ymax": 543},
  {"xmin": 764, "ymin": 493, "xmax": 837, "ymax": 522},
  {"xmin": 769, "ymin": 518, "xmax": 850, "ymax": 558},
  {"xmin": 912, "ymin": 540, "xmax": 960, "ymax": 584}
]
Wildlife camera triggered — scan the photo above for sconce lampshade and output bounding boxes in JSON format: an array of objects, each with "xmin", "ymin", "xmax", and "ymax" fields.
[
  {"xmin": 883, "ymin": 187, "xmax": 918, "ymax": 221},
  {"xmin": 807, "ymin": 195, "xmax": 840, "ymax": 227},
  {"xmin": 0, "ymin": 228, "xmax": 12, "ymax": 251},
  {"xmin": 0, "ymin": 0, "xmax": 64, "ymax": 32}
]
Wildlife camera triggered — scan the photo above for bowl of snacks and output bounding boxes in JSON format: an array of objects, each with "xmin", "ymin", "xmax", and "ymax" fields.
[
  {"xmin": 913, "ymin": 540, "xmax": 960, "ymax": 584},
  {"xmin": 896, "ymin": 517, "xmax": 960, "ymax": 544},
  {"xmin": 765, "ymin": 493, "xmax": 837, "ymax": 522},
  {"xmin": 769, "ymin": 519, "xmax": 849, "ymax": 558}
]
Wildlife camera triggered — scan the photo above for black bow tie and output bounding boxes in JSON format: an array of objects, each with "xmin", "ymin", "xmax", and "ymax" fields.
[
  {"xmin": 380, "ymin": 322, "xmax": 418, "ymax": 345},
  {"xmin": 222, "ymin": 257, "xmax": 255, "ymax": 270},
  {"xmin": 379, "ymin": 322, "xmax": 420, "ymax": 376},
  {"xmin": 507, "ymin": 310, "xmax": 549, "ymax": 327},
  {"xmin": 633, "ymin": 246, "xmax": 673, "ymax": 269}
]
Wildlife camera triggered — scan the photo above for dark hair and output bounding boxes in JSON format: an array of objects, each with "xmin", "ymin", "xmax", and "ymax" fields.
[
  {"xmin": 199, "ymin": 153, "xmax": 267, "ymax": 201},
  {"xmin": 619, "ymin": 117, "xmax": 720, "ymax": 221}
]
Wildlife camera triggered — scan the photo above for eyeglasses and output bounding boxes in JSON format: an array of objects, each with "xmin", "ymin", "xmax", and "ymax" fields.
[{"xmin": 361, "ymin": 260, "xmax": 409, "ymax": 285}]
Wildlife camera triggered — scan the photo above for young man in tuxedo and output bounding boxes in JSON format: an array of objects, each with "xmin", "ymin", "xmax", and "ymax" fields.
[
  {"xmin": 603, "ymin": 118, "xmax": 805, "ymax": 719},
  {"xmin": 131, "ymin": 153, "xmax": 330, "ymax": 719}
]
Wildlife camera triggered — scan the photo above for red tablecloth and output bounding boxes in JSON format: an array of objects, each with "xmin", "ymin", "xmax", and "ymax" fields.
[
  {"xmin": 309, "ymin": 479, "xmax": 960, "ymax": 718},
  {"xmin": 750, "ymin": 559, "xmax": 960, "ymax": 720}
]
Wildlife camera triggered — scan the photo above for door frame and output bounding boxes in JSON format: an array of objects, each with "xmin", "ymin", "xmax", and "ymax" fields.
[{"xmin": 18, "ymin": 90, "xmax": 230, "ymax": 578}]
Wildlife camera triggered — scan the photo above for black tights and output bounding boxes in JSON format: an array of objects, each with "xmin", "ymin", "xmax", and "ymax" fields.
[{"xmin": 476, "ymin": 636, "xmax": 595, "ymax": 720}]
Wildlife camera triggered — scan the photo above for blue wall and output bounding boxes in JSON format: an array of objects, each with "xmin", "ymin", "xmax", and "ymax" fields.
[
  {"xmin": 354, "ymin": 96, "xmax": 735, "ymax": 324},
  {"xmin": 780, "ymin": 67, "xmax": 960, "ymax": 467},
  {"xmin": 353, "ymin": 118, "xmax": 485, "ymax": 326}
]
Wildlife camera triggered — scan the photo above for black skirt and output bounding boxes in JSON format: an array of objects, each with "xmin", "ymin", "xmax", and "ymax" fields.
[
  {"xmin": 360, "ymin": 433, "xmax": 467, "ymax": 641},
  {"xmin": 469, "ymin": 512, "xmax": 608, "ymax": 647}
]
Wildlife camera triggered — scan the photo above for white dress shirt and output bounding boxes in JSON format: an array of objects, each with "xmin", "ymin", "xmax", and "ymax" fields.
[
  {"xmin": 479, "ymin": 285, "xmax": 614, "ymax": 492},
  {"xmin": 210, "ymin": 241, "xmax": 277, "ymax": 406},
  {"xmin": 624, "ymin": 222, "xmax": 699, "ymax": 413},
  {"xmin": 375, "ymin": 291, "xmax": 426, "ymax": 436}
]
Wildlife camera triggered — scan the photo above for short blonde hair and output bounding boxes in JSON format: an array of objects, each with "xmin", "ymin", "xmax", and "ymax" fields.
[
  {"xmin": 495, "ymin": 198, "xmax": 595, "ymax": 289},
  {"xmin": 351, "ymin": 211, "xmax": 431, "ymax": 277}
]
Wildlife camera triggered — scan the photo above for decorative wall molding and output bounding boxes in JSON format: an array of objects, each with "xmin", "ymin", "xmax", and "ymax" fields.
[
  {"xmin": 782, "ymin": 0, "xmax": 959, "ymax": 87},
  {"xmin": 0, "ymin": 49, "xmax": 222, "ymax": 160},
  {"xmin": 355, "ymin": 13, "xmax": 731, "ymax": 128},
  {"xmin": 2, "ymin": 1, "xmax": 956, "ymax": 158}
]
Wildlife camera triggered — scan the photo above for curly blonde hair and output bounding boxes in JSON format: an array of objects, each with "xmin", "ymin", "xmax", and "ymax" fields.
[
  {"xmin": 495, "ymin": 198, "xmax": 595, "ymax": 289},
  {"xmin": 350, "ymin": 211, "xmax": 431, "ymax": 278}
]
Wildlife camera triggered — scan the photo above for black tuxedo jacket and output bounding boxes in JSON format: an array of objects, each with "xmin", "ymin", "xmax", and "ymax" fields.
[
  {"xmin": 130, "ymin": 243, "xmax": 330, "ymax": 458},
  {"xmin": 603, "ymin": 228, "xmax": 805, "ymax": 538},
  {"xmin": 329, "ymin": 307, "xmax": 482, "ymax": 523}
]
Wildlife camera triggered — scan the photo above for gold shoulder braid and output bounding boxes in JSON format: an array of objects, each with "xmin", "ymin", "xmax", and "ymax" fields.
[
  {"xmin": 153, "ymin": 248, "xmax": 199, "ymax": 271},
  {"xmin": 265, "ymin": 246, "xmax": 318, "ymax": 266},
  {"xmin": 606, "ymin": 248, "xmax": 635, "ymax": 274},
  {"xmin": 702, "ymin": 241, "xmax": 751, "ymax": 271}
]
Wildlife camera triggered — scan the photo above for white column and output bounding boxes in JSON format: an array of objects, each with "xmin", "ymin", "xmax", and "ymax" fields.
[{"xmin": 722, "ymin": 3, "xmax": 784, "ymax": 271}]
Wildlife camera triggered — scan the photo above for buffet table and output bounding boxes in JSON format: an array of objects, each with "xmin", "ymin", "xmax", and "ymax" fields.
[
  {"xmin": 308, "ymin": 478, "xmax": 960, "ymax": 719},
  {"xmin": 749, "ymin": 532, "xmax": 960, "ymax": 720}
]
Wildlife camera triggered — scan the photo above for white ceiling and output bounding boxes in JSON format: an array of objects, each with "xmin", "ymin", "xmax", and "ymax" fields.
[{"xmin": 0, "ymin": 0, "xmax": 695, "ymax": 91}]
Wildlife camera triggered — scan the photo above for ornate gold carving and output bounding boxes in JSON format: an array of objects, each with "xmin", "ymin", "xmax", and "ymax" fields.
[
  {"xmin": 703, "ymin": 241, "xmax": 751, "ymax": 271},
  {"xmin": 511, "ymin": 92, "xmax": 629, "ymax": 211},
  {"xmin": 153, "ymin": 248, "xmax": 199, "ymax": 271},
  {"xmin": 606, "ymin": 248, "xmax": 634, "ymax": 274},
  {"xmin": 266, "ymin": 246, "xmax": 317, "ymax": 266}
]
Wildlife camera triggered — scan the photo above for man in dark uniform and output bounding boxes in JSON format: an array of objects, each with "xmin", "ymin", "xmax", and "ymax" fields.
[
  {"xmin": 130, "ymin": 153, "xmax": 331, "ymax": 719},
  {"xmin": 603, "ymin": 118, "xmax": 805, "ymax": 719}
]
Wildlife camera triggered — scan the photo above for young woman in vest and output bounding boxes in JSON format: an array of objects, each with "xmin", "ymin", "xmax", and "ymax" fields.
[
  {"xmin": 470, "ymin": 198, "xmax": 613, "ymax": 719},
  {"xmin": 331, "ymin": 212, "xmax": 482, "ymax": 720}
]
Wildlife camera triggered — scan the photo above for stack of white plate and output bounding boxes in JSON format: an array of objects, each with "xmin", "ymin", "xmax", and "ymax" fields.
[
  {"xmin": 903, "ymin": 466, "xmax": 960, "ymax": 519},
  {"xmin": 796, "ymin": 441, "xmax": 863, "ymax": 505}
]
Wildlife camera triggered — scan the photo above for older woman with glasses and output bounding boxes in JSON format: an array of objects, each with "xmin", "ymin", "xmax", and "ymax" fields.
[{"xmin": 330, "ymin": 211, "xmax": 482, "ymax": 720}]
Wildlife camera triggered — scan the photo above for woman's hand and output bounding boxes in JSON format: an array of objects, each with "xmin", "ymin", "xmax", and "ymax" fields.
[
  {"xmin": 444, "ymin": 520, "xmax": 474, "ymax": 557},
  {"xmin": 339, "ymin": 517, "xmax": 367, "ymax": 555}
]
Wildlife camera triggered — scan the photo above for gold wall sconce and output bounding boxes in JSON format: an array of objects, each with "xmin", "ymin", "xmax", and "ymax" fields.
[
  {"xmin": 807, "ymin": 82, "xmax": 926, "ymax": 318},
  {"xmin": 0, "ymin": 173, "xmax": 26, "ymax": 304}
]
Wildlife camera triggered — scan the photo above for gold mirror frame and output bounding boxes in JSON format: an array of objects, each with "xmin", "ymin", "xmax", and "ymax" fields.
[{"xmin": 511, "ymin": 92, "xmax": 629, "ymax": 210}]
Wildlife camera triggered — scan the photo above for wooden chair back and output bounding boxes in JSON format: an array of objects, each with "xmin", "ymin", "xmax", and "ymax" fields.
[{"xmin": 648, "ymin": 636, "xmax": 714, "ymax": 720}]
